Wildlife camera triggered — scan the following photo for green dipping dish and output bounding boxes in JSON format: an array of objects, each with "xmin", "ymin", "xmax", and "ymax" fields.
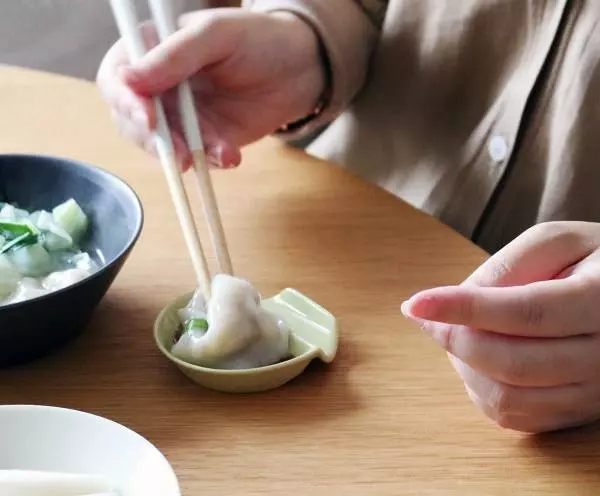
[{"xmin": 153, "ymin": 288, "xmax": 338, "ymax": 393}]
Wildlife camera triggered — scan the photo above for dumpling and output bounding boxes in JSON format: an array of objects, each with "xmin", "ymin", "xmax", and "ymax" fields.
[{"xmin": 171, "ymin": 274, "xmax": 290, "ymax": 370}]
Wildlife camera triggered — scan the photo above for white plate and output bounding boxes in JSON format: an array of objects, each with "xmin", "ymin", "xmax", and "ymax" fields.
[{"xmin": 0, "ymin": 405, "xmax": 181, "ymax": 495}]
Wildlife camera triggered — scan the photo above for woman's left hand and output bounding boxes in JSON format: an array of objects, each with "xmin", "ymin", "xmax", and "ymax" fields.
[{"xmin": 401, "ymin": 221, "xmax": 600, "ymax": 433}]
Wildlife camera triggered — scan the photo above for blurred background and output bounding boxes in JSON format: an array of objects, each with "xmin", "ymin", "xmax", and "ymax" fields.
[
  {"xmin": 0, "ymin": 0, "xmax": 316, "ymax": 147},
  {"xmin": 0, "ymin": 0, "xmax": 240, "ymax": 80}
]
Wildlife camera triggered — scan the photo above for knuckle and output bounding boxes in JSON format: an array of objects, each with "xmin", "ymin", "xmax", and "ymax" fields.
[
  {"xmin": 470, "ymin": 256, "xmax": 514, "ymax": 286},
  {"xmin": 487, "ymin": 258, "xmax": 514, "ymax": 285},
  {"xmin": 456, "ymin": 292, "xmax": 476, "ymax": 323},
  {"xmin": 515, "ymin": 295, "xmax": 546, "ymax": 329},
  {"xmin": 439, "ymin": 323, "xmax": 457, "ymax": 354}
]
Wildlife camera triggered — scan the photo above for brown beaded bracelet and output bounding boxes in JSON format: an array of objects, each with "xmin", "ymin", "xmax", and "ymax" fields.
[{"xmin": 278, "ymin": 27, "xmax": 333, "ymax": 134}]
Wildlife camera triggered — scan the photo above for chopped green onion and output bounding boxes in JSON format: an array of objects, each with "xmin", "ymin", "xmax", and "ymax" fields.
[{"xmin": 185, "ymin": 318, "xmax": 209, "ymax": 332}]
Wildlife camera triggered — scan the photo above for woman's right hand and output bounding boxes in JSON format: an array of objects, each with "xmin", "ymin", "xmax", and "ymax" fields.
[{"xmin": 96, "ymin": 8, "xmax": 326, "ymax": 169}]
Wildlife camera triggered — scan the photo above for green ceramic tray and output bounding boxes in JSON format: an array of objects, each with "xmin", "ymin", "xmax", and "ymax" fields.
[{"xmin": 154, "ymin": 288, "xmax": 338, "ymax": 393}]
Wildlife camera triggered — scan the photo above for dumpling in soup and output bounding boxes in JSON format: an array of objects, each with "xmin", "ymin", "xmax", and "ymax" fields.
[{"xmin": 171, "ymin": 274, "xmax": 290, "ymax": 370}]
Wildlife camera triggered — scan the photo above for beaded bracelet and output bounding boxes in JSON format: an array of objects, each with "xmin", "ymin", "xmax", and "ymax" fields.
[{"xmin": 278, "ymin": 31, "xmax": 333, "ymax": 134}]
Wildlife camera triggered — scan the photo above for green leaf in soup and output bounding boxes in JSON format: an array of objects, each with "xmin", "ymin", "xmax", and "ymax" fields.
[
  {"xmin": 0, "ymin": 231, "xmax": 39, "ymax": 254},
  {"xmin": 0, "ymin": 220, "xmax": 42, "ymax": 254},
  {"xmin": 0, "ymin": 220, "xmax": 38, "ymax": 240}
]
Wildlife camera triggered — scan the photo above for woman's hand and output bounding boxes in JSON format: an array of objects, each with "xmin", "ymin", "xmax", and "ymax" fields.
[
  {"xmin": 96, "ymin": 8, "xmax": 326, "ymax": 169},
  {"xmin": 402, "ymin": 221, "xmax": 600, "ymax": 433}
]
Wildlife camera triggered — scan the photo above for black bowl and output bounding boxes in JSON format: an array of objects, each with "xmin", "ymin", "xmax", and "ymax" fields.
[{"xmin": 0, "ymin": 154, "xmax": 143, "ymax": 367}]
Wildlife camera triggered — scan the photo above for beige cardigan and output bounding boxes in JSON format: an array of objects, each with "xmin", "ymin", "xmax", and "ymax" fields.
[{"xmin": 245, "ymin": 0, "xmax": 598, "ymax": 253}]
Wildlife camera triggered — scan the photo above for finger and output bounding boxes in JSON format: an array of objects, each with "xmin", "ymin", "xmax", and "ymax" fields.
[
  {"xmin": 417, "ymin": 319, "xmax": 600, "ymax": 386},
  {"xmin": 196, "ymin": 125, "xmax": 242, "ymax": 170},
  {"xmin": 204, "ymin": 140, "xmax": 242, "ymax": 170},
  {"xmin": 121, "ymin": 13, "xmax": 237, "ymax": 95},
  {"xmin": 156, "ymin": 85, "xmax": 241, "ymax": 170},
  {"xmin": 463, "ymin": 382, "xmax": 598, "ymax": 433},
  {"xmin": 402, "ymin": 276, "xmax": 599, "ymax": 337},
  {"xmin": 96, "ymin": 22, "xmax": 160, "ymax": 129},
  {"xmin": 112, "ymin": 110, "xmax": 156, "ymax": 156},
  {"xmin": 465, "ymin": 221, "xmax": 600, "ymax": 288},
  {"xmin": 558, "ymin": 248, "xmax": 600, "ymax": 278},
  {"xmin": 449, "ymin": 356, "xmax": 598, "ymax": 422},
  {"xmin": 112, "ymin": 110, "xmax": 192, "ymax": 169}
]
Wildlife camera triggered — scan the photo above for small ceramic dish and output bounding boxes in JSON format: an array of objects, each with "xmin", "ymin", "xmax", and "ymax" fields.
[
  {"xmin": 154, "ymin": 288, "xmax": 338, "ymax": 393},
  {"xmin": 0, "ymin": 404, "xmax": 180, "ymax": 495}
]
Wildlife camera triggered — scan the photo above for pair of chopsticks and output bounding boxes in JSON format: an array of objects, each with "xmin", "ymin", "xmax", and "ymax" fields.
[{"xmin": 108, "ymin": 0, "xmax": 232, "ymax": 300}]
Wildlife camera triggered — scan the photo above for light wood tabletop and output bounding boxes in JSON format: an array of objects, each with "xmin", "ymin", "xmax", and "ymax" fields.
[{"xmin": 1, "ymin": 66, "xmax": 600, "ymax": 495}]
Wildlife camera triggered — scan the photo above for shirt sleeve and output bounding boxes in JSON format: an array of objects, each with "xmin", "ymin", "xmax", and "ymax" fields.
[{"xmin": 241, "ymin": 0, "xmax": 387, "ymax": 136}]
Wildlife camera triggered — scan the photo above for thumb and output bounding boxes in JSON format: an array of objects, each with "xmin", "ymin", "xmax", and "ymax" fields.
[{"xmin": 121, "ymin": 13, "xmax": 236, "ymax": 95}]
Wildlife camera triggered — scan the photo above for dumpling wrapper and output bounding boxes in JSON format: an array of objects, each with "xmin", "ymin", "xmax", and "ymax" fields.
[
  {"xmin": 172, "ymin": 274, "xmax": 290, "ymax": 370},
  {"xmin": 0, "ymin": 469, "xmax": 118, "ymax": 495}
]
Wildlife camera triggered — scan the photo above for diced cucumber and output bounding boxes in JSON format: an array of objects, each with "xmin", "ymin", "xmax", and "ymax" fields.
[
  {"xmin": 7, "ymin": 243, "xmax": 53, "ymax": 277},
  {"xmin": 52, "ymin": 199, "xmax": 88, "ymax": 244},
  {"xmin": 0, "ymin": 204, "xmax": 29, "ymax": 221},
  {"xmin": 34, "ymin": 210, "xmax": 73, "ymax": 252},
  {"xmin": 28, "ymin": 210, "xmax": 44, "ymax": 225},
  {"xmin": 42, "ymin": 232, "xmax": 73, "ymax": 252},
  {"xmin": 0, "ymin": 255, "xmax": 20, "ymax": 299}
]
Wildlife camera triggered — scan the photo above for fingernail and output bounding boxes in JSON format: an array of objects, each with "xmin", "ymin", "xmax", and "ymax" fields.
[
  {"xmin": 400, "ymin": 300, "xmax": 413, "ymax": 318},
  {"xmin": 215, "ymin": 145, "xmax": 235, "ymax": 169},
  {"xmin": 207, "ymin": 154, "xmax": 223, "ymax": 169},
  {"xmin": 181, "ymin": 153, "xmax": 194, "ymax": 172}
]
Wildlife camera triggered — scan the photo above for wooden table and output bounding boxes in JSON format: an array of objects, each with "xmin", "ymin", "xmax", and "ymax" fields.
[{"xmin": 1, "ymin": 66, "xmax": 599, "ymax": 495}]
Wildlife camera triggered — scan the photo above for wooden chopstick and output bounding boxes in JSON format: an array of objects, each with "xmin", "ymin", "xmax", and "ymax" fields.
[
  {"xmin": 108, "ymin": 0, "xmax": 213, "ymax": 299},
  {"xmin": 147, "ymin": 0, "xmax": 233, "ymax": 276}
]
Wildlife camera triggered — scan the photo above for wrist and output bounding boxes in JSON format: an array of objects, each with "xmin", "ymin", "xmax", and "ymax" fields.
[{"xmin": 269, "ymin": 11, "xmax": 332, "ymax": 130}]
